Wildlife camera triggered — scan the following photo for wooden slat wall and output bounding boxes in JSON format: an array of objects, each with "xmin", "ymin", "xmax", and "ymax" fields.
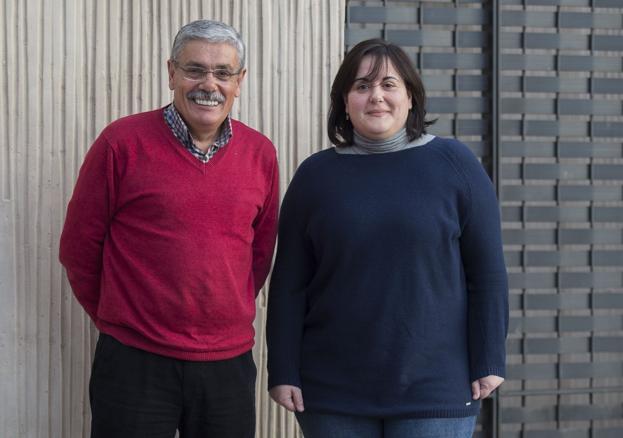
[
  {"xmin": 499, "ymin": 0, "xmax": 623, "ymax": 436},
  {"xmin": 0, "ymin": 1, "xmax": 345, "ymax": 437}
]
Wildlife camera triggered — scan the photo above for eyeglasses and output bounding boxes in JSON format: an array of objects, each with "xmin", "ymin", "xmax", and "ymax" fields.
[{"xmin": 172, "ymin": 61, "xmax": 242, "ymax": 83}]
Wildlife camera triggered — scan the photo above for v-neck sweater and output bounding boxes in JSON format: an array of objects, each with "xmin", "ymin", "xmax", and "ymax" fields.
[
  {"xmin": 60, "ymin": 107, "xmax": 279, "ymax": 361},
  {"xmin": 266, "ymin": 137, "xmax": 508, "ymax": 418}
]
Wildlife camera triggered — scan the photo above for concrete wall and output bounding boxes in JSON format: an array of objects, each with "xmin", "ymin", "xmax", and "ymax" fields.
[{"xmin": 0, "ymin": 1, "xmax": 345, "ymax": 436}]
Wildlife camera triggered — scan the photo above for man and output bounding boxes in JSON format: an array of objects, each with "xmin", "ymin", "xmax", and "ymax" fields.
[{"xmin": 60, "ymin": 20, "xmax": 278, "ymax": 438}]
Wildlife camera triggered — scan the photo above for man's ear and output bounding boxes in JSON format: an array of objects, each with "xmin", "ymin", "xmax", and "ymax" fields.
[
  {"xmin": 167, "ymin": 60, "xmax": 176, "ymax": 91},
  {"xmin": 234, "ymin": 68, "xmax": 247, "ymax": 98}
]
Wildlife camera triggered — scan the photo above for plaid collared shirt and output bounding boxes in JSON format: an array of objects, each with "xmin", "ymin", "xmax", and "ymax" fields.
[{"xmin": 163, "ymin": 104, "xmax": 233, "ymax": 163}]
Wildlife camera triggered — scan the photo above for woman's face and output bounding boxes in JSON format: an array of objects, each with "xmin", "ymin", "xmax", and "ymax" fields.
[{"xmin": 344, "ymin": 56, "xmax": 412, "ymax": 141}]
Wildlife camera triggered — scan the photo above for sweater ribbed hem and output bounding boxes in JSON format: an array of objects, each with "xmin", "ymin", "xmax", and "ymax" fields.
[
  {"xmin": 302, "ymin": 403, "xmax": 481, "ymax": 420},
  {"xmin": 98, "ymin": 322, "xmax": 254, "ymax": 361},
  {"xmin": 300, "ymin": 375, "xmax": 482, "ymax": 420}
]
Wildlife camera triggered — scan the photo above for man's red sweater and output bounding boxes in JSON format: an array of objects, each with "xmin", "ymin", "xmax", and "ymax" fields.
[{"xmin": 60, "ymin": 108, "xmax": 279, "ymax": 361}]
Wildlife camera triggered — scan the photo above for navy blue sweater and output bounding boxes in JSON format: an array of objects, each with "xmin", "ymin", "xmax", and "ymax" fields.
[{"xmin": 266, "ymin": 137, "xmax": 508, "ymax": 418}]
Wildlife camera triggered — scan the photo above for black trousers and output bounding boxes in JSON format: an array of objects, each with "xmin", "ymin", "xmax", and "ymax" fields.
[{"xmin": 89, "ymin": 333, "xmax": 256, "ymax": 438}]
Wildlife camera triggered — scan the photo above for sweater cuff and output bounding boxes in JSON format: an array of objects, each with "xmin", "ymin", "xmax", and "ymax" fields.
[
  {"xmin": 470, "ymin": 365, "xmax": 506, "ymax": 382},
  {"xmin": 267, "ymin": 371, "xmax": 301, "ymax": 390}
]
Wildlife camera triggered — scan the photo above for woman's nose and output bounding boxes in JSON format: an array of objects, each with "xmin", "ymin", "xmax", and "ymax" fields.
[{"xmin": 369, "ymin": 85, "xmax": 384, "ymax": 102}]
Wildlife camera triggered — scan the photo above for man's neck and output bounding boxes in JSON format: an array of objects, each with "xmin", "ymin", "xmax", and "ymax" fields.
[{"xmin": 190, "ymin": 127, "xmax": 220, "ymax": 152}]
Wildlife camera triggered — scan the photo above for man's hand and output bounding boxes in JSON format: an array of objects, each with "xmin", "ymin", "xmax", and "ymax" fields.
[
  {"xmin": 269, "ymin": 385, "xmax": 305, "ymax": 412},
  {"xmin": 471, "ymin": 375, "xmax": 504, "ymax": 400}
]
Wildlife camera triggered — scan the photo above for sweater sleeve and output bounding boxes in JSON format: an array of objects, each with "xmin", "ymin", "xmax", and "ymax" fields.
[
  {"xmin": 454, "ymin": 142, "xmax": 509, "ymax": 381},
  {"xmin": 251, "ymin": 149, "xmax": 279, "ymax": 296},
  {"xmin": 266, "ymin": 164, "xmax": 315, "ymax": 389},
  {"xmin": 59, "ymin": 134, "xmax": 117, "ymax": 322}
]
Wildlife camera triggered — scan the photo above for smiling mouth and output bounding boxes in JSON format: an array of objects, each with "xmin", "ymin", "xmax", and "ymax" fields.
[{"xmin": 192, "ymin": 98, "xmax": 220, "ymax": 107}]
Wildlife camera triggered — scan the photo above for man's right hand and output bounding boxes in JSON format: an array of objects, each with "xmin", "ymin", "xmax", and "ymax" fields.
[{"xmin": 269, "ymin": 385, "xmax": 305, "ymax": 412}]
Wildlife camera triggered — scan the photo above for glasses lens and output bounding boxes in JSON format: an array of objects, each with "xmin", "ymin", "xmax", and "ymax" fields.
[
  {"xmin": 213, "ymin": 70, "xmax": 233, "ymax": 81},
  {"xmin": 183, "ymin": 68, "xmax": 206, "ymax": 81}
]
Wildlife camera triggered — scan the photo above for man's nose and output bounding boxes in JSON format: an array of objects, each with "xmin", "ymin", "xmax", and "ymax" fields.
[{"xmin": 198, "ymin": 72, "xmax": 219, "ymax": 88}]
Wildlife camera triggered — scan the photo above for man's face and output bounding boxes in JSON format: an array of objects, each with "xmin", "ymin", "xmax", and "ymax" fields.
[{"xmin": 167, "ymin": 40, "xmax": 246, "ymax": 136}]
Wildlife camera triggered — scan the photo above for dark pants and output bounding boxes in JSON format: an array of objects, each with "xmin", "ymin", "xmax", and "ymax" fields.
[{"xmin": 89, "ymin": 333, "xmax": 256, "ymax": 438}]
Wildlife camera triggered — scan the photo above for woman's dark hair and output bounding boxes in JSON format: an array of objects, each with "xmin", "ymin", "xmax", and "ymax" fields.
[{"xmin": 328, "ymin": 38, "xmax": 434, "ymax": 147}]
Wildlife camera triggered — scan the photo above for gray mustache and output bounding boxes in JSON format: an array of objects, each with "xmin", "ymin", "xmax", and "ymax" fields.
[{"xmin": 187, "ymin": 90, "xmax": 225, "ymax": 102}]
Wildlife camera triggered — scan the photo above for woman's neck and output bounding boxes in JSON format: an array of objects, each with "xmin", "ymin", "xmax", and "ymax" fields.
[{"xmin": 352, "ymin": 128, "xmax": 409, "ymax": 154}]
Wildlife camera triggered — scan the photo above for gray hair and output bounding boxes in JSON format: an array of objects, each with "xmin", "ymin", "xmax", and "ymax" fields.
[{"xmin": 171, "ymin": 20, "xmax": 246, "ymax": 69}]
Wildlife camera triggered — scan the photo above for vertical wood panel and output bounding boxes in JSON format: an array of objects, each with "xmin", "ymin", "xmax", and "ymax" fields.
[
  {"xmin": 0, "ymin": 1, "xmax": 18, "ymax": 437},
  {"xmin": 1, "ymin": 0, "xmax": 345, "ymax": 437}
]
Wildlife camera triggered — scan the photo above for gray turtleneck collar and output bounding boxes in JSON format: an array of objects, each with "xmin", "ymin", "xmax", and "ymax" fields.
[{"xmin": 335, "ymin": 128, "xmax": 435, "ymax": 155}]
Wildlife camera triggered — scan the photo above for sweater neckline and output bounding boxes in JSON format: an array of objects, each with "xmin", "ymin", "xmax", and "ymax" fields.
[
  {"xmin": 155, "ymin": 107, "xmax": 232, "ymax": 173},
  {"xmin": 333, "ymin": 134, "xmax": 438, "ymax": 157}
]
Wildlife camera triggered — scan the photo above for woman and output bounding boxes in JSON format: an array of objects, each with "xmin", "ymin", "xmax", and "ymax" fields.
[{"xmin": 266, "ymin": 38, "xmax": 508, "ymax": 438}]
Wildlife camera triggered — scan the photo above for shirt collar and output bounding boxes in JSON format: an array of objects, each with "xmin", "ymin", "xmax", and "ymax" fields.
[{"xmin": 163, "ymin": 104, "xmax": 233, "ymax": 161}]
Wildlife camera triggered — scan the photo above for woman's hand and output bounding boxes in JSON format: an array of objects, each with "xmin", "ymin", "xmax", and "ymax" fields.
[
  {"xmin": 269, "ymin": 385, "xmax": 305, "ymax": 412},
  {"xmin": 471, "ymin": 375, "xmax": 504, "ymax": 400}
]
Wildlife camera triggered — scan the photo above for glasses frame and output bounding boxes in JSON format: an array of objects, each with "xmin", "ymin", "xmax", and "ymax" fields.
[{"xmin": 172, "ymin": 60, "xmax": 243, "ymax": 83}]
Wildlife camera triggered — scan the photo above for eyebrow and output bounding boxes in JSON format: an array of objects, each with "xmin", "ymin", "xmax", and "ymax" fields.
[
  {"xmin": 182, "ymin": 61, "xmax": 234, "ymax": 70},
  {"xmin": 354, "ymin": 75, "xmax": 400, "ymax": 82}
]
